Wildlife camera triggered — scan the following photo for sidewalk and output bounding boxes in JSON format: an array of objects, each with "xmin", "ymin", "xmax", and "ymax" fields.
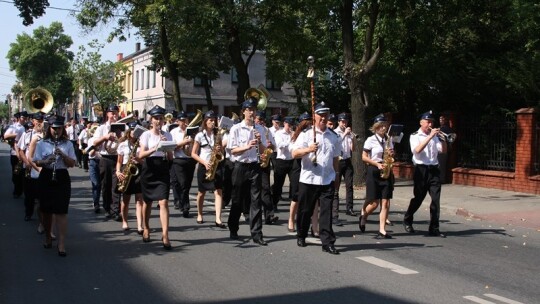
[{"xmin": 348, "ymin": 178, "xmax": 540, "ymax": 231}]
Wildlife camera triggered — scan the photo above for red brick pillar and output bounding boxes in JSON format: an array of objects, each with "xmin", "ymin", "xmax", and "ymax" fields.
[{"xmin": 514, "ymin": 108, "xmax": 537, "ymax": 182}]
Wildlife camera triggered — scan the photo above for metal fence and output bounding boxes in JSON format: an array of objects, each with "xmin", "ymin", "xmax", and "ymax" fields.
[{"xmin": 456, "ymin": 118, "xmax": 516, "ymax": 172}]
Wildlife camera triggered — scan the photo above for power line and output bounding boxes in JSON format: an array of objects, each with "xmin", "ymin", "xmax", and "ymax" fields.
[{"xmin": 0, "ymin": 0, "xmax": 81, "ymax": 13}]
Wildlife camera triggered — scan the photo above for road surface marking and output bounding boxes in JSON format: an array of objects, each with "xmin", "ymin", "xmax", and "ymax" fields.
[
  {"xmin": 463, "ymin": 296, "xmax": 496, "ymax": 304},
  {"xmin": 484, "ymin": 294, "xmax": 523, "ymax": 304},
  {"xmin": 356, "ymin": 256, "xmax": 418, "ymax": 274}
]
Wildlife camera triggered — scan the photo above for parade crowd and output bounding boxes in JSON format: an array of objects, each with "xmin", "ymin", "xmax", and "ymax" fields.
[{"xmin": 2, "ymin": 97, "xmax": 451, "ymax": 257}]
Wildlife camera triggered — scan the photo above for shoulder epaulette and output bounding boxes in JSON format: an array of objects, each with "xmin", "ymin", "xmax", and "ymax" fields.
[
  {"xmin": 411, "ymin": 131, "xmax": 418, "ymax": 135},
  {"xmin": 328, "ymin": 128, "xmax": 338, "ymax": 136}
]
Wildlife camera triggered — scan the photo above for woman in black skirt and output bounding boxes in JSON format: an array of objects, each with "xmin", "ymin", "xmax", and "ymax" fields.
[
  {"xmin": 33, "ymin": 116, "xmax": 76, "ymax": 257},
  {"xmin": 138, "ymin": 106, "xmax": 173, "ymax": 250},
  {"xmin": 190, "ymin": 111, "xmax": 226, "ymax": 228},
  {"xmin": 360, "ymin": 114, "xmax": 394, "ymax": 239},
  {"xmin": 115, "ymin": 121, "xmax": 144, "ymax": 233}
]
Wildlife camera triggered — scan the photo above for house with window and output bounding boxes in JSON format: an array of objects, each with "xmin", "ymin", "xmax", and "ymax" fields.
[{"xmin": 117, "ymin": 43, "xmax": 298, "ymax": 120}]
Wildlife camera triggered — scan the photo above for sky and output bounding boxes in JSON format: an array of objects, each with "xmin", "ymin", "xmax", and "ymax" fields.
[{"xmin": 0, "ymin": 0, "xmax": 141, "ymax": 101}]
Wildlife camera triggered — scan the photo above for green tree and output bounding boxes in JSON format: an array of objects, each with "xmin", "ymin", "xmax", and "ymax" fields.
[
  {"xmin": 72, "ymin": 40, "xmax": 128, "ymax": 113},
  {"xmin": 13, "ymin": 0, "xmax": 49, "ymax": 26},
  {"xmin": 7, "ymin": 22, "xmax": 74, "ymax": 110}
]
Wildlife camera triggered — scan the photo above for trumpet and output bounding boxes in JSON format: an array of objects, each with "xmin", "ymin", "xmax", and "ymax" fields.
[{"xmin": 429, "ymin": 127, "xmax": 456, "ymax": 143}]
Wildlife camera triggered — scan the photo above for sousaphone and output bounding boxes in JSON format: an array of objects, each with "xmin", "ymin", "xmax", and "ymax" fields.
[{"xmin": 24, "ymin": 87, "xmax": 54, "ymax": 114}]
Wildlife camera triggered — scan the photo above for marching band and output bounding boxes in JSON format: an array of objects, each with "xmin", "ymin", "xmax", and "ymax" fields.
[{"xmin": 3, "ymin": 87, "xmax": 456, "ymax": 257}]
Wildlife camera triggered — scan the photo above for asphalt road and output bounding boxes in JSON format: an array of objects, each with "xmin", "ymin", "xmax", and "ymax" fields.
[{"xmin": 0, "ymin": 143, "xmax": 538, "ymax": 304}]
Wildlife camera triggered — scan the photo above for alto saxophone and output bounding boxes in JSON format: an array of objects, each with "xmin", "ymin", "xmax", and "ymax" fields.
[
  {"xmin": 204, "ymin": 128, "xmax": 225, "ymax": 181},
  {"xmin": 260, "ymin": 129, "xmax": 273, "ymax": 168},
  {"xmin": 117, "ymin": 140, "xmax": 140, "ymax": 193},
  {"xmin": 380, "ymin": 135, "xmax": 394, "ymax": 179}
]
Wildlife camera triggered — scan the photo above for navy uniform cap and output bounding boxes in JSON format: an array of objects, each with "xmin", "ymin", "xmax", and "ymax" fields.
[
  {"xmin": 20, "ymin": 111, "xmax": 29, "ymax": 118},
  {"xmin": 128, "ymin": 121, "xmax": 139, "ymax": 129},
  {"xmin": 242, "ymin": 98, "xmax": 258, "ymax": 109},
  {"xmin": 271, "ymin": 114, "xmax": 282, "ymax": 121},
  {"xmin": 314, "ymin": 102, "xmax": 330, "ymax": 114},
  {"xmin": 25, "ymin": 121, "xmax": 34, "ymax": 129},
  {"xmin": 298, "ymin": 112, "xmax": 311, "ymax": 121},
  {"xmin": 14, "ymin": 112, "xmax": 21, "ymax": 119},
  {"xmin": 420, "ymin": 110, "xmax": 434, "ymax": 121},
  {"xmin": 49, "ymin": 116, "xmax": 65, "ymax": 128},
  {"xmin": 283, "ymin": 116, "xmax": 294, "ymax": 124},
  {"xmin": 106, "ymin": 105, "xmax": 119, "ymax": 113},
  {"xmin": 256, "ymin": 111, "xmax": 266, "ymax": 119},
  {"xmin": 32, "ymin": 111, "xmax": 46, "ymax": 120},
  {"xmin": 328, "ymin": 113, "xmax": 337, "ymax": 122},
  {"xmin": 204, "ymin": 110, "xmax": 217, "ymax": 119},
  {"xmin": 373, "ymin": 113, "xmax": 387, "ymax": 123},
  {"xmin": 337, "ymin": 113, "xmax": 349, "ymax": 121},
  {"xmin": 177, "ymin": 111, "xmax": 188, "ymax": 120},
  {"xmin": 148, "ymin": 105, "xmax": 166, "ymax": 117}
]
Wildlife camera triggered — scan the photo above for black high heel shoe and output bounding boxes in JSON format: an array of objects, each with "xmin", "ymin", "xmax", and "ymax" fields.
[
  {"xmin": 215, "ymin": 222, "xmax": 227, "ymax": 229},
  {"xmin": 359, "ymin": 215, "xmax": 367, "ymax": 233},
  {"xmin": 375, "ymin": 232, "xmax": 392, "ymax": 239},
  {"xmin": 57, "ymin": 246, "xmax": 67, "ymax": 257},
  {"xmin": 161, "ymin": 238, "xmax": 172, "ymax": 250},
  {"xmin": 142, "ymin": 230, "xmax": 151, "ymax": 243},
  {"xmin": 43, "ymin": 242, "xmax": 52, "ymax": 249}
]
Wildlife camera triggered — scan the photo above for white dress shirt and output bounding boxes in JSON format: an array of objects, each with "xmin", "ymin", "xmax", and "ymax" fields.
[
  {"xmin": 227, "ymin": 120, "xmax": 267, "ymax": 163},
  {"xmin": 274, "ymin": 128, "xmax": 293, "ymax": 160},
  {"xmin": 409, "ymin": 128, "xmax": 443, "ymax": 165}
]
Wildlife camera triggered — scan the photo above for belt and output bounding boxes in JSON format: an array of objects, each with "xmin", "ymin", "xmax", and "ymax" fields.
[
  {"xmin": 235, "ymin": 161, "xmax": 259, "ymax": 167},
  {"xmin": 101, "ymin": 154, "xmax": 117, "ymax": 159},
  {"xmin": 417, "ymin": 164, "xmax": 438, "ymax": 169},
  {"xmin": 340, "ymin": 158, "xmax": 351, "ymax": 161}
]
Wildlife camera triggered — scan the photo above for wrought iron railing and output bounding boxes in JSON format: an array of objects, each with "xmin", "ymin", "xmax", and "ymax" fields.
[
  {"xmin": 533, "ymin": 121, "xmax": 540, "ymax": 175},
  {"xmin": 457, "ymin": 118, "xmax": 516, "ymax": 171}
]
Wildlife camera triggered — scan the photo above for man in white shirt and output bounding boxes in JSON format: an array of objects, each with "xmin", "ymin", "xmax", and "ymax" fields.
[
  {"xmin": 4, "ymin": 111, "xmax": 28, "ymax": 198},
  {"xmin": 271, "ymin": 116, "xmax": 294, "ymax": 208},
  {"xmin": 333, "ymin": 113, "xmax": 356, "ymax": 221},
  {"xmin": 403, "ymin": 111, "xmax": 447, "ymax": 238},
  {"xmin": 292, "ymin": 102, "xmax": 341, "ymax": 255}
]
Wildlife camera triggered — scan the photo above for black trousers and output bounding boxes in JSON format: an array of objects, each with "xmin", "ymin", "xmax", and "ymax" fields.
[
  {"xmin": 221, "ymin": 158, "xmax": 235, "ymax": 207},
  {"xmin": 23, "ymin": 177, "xmax": 38, "ymax": 217},
  {"xmin": 260, "ymin": 165, "xmax": 275, "ymax": 220},
  {"xmin": 404, "ymin": 165, "xmax": 442, "ymax": 229},
  {"xmin": 81, "ymin": 143, "xmax": 89, "ymax": 170},
  {"xmin": 297, "ymin": 182, "xmax": 336, "ymax": 246},
  {"xmin": 71, "ymin": 140, "xmax": 82, "ymax": 166},
  {"xmin": 11, "ymin": 155, "xmax": 24, "ymax": 196},
  {"xmin": 271, "ymin": 159, "xmax": 294, "ymax": 206},
  {"xmin": 171, "ymin": 158, "xmax": 196, "ymax": 211},
  {"xmin": 99, "ymin": 155, "xmax": 120, "ymax": 214},
  {"xmin": 228, "ymin": 162, "xmax": 263, "ymax": 239},
  {"xmin": 333, "ymin": 158, "xmax": 354, "ymax": 218}
]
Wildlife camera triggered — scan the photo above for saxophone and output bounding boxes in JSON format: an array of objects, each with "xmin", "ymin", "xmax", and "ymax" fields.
[
  {"xmin": 117, "ymin": 140, "xmax": 140, "ymax": 193},
  {"xmin": 204, "ymin": 128, "xmax": 225, "ymax": 181},
  {"xmin": 260, "ymin": 128, "xmax": 273, "ymax": 168},
  {"xmin": 380, "ymin": 135, "xmax": 394, "ymax": 179}
]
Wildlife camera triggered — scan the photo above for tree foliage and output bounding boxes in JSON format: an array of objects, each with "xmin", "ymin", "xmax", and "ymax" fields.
[
  {"xmin": 13, "ymin": 0, "xmax": 49, "ymax": 26},
  {"xmin": 72, "ymin": 40, "xmax": 128, "ymax": 112},
  {"xmin": 7, "ymin": 22, "xmax": 74, "ymax": 109}
]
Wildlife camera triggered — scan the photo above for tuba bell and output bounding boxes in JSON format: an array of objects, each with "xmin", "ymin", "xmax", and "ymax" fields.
[
  {"xmin": 24, "ymin": 87, "xmax": 54, "ymax": 114},
  {"xmin": 244, "ymin": 88, "xmax": 268, "ymax": 111}
]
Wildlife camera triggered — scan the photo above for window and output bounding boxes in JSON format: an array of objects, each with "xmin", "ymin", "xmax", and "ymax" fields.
[
  {"xmin": 231, "ymin": 67, "xmax": 238, "ymax": 83},
  {"xmin": 146, "ymin": 69, "xmax": 150, "ymax": 89},
  {"xmin": 194, "ymin": 77, "xmax": 203, "ymax": 87},
  {"xmin": 152, "ymin": 70, "xmax": 156, "ymax": 88},
  {"xmin": 265, "ymin": 79, "xmax": 282, "ymax": 90},
  {"xmin": 141, "ymin": 69, "xmax": 145, "ymax": 91},
  {"xmin": 135, "ymin": 71, "xmax": 139, "ymax": 91}
]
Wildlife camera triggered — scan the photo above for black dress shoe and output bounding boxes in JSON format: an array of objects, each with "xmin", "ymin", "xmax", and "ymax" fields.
[
  {"xmin": 215, "ymin": 222, "xmax": 227, "ymax": 229},
  {"xmin": 113, "ymin": 214, "xmax": 123, "ymax": 222},
  {"xmin": 182, "ymin": 210, "xmax": 191, "ymax": 218},
  {"xmin": 24, "ymin": 215, "xmax": 31, "ymax": 221},
  {"xmin": 403, "ymin": 223, "xmax": 415, "ymax": 233},
  {"xmin": 265, "ymin": 215, "xmax": 279, "ymax": 225},
  {"xmin": 428, "ymin": 229, "xmax": 446, "ymax": 238},
  {"xmin": 346, "ymin": 209, "xmax": 357, "ymax": 216},
  {"xmin": 43, "ymin": 242, "xmax": 52, "ymax": 249},
  {"xmin": 94, "ymin": 207, "xmax": 101, "ymax": 214},
  {"xmin": 322, "ymin": 244, "xmax": 340, "ymax": 255},
  {"xmin": 332, "ymin": 219, "xmax": 344, "ymax": 227},
  {"xmin": 375, "ymin": 232, "xmax": 392, "ymax": 239},
  {"xmin": 253, "ymin": 238, "xmax": 268, "ymax": 246},
  {"xmin": 230, "ymin": 231, "xmax": 239, "ymax": 240},
  {"xmin": 297, "ymin": 238, "xmax": 307, "ymax": 247}
]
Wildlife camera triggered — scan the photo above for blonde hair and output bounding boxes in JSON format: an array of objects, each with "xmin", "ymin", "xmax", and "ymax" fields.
[{"xmin": 369, "ymin": 121, "xmax": 387, "ymax": 134}]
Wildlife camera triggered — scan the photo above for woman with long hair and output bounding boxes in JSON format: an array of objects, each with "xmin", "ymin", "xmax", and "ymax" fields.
[
  {"xmin": 190, "ymin": 111, "xmax": 226, "ymax": 228},
  {"xmin": 138, "ymin": 106, "xmax": 174, "ymax": 250},
  {"xmin": 33, "ymin": 115, "xmax": 76, "ymax": 257},
  {"xmin": 360, "ymin": 114, "xmax": 394, "ymax": 239},
  {"xmin": 115, "ymin": 121, "xmax": 144, "ymax": 233}
]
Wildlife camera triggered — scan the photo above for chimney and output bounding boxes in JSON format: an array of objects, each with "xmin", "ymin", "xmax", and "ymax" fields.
[
  {"xmin": 117, "ymin": 53, "xmax": 123, "ymax": 61},
  {"xmin": 135, "ymin": 42, "xmax": 141, "ymax": 52}
]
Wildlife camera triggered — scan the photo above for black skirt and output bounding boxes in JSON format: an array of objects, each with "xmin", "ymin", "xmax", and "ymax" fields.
[
  {"xmin": 38, "ymin": 168, "xmax": 71, "ymax": 214},
  {"xmin": 289, "ymin": 159, "xmax": 302, "ymax": 202},
  {"xmin": 365, "ymin": 165, "xmax": 394, "ymax": 201},
  {"xmin": 120, "ymin": 163, "xmax": 142, "ymax": 195},
  {"xmin": 141, "ymin": 157, "xmax": 170, "ymax": 202},
  {"xmin": 197, "ymin": 162, "xmax": 223, "ymax": 192}
]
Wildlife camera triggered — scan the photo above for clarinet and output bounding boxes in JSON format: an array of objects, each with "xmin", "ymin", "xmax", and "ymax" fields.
[
  {"xmin": 251, "ymin": 119, "xmax": 261, "ymax": 163},
  {"xmin": 51, "ymin": 135, "xmax": 59, "ymax": 182}
]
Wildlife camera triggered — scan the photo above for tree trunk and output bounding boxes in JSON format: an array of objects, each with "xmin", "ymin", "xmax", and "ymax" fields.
[
  {"xmin": 202, "ymin": 74, "xmax": 213, "ymax": 109},
  {"xmin": 159, "ymin": 24, "xmax": 183, "ymax": 111},
  {"xmin": 226, "ymin": 24, "xmax": 251, "ymax": 104}
]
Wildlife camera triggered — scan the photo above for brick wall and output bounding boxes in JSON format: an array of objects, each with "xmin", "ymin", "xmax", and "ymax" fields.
[{"xmin": 392, "ymin": 108, "xmax": 540, "ymax": 195}]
